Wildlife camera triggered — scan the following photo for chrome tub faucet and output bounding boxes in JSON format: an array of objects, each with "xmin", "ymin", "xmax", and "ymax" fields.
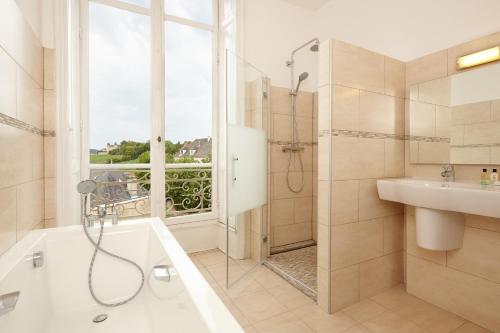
[{"xmin": 441, "ymin": 164, "xmax": 455, "ymax": 182}]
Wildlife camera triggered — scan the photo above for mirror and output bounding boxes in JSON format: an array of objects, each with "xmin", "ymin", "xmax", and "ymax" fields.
[{"xmin": 409, "ymin": 62, "xmax": 500, "ymax": 165}]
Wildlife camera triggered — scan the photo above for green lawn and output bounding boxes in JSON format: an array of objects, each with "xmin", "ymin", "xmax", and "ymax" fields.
[{"xmin": 90, "ymin": 154, "xmax": 127, "ymax": 164}]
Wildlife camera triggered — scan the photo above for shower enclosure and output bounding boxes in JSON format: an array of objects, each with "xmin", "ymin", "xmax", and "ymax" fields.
[{"xmin": 223, "ymin": 39, "xmax": 319, "ymax": 300}]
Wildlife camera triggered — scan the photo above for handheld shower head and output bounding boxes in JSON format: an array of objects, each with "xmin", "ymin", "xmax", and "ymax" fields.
[
  {"xmin": 310, "ymin": 43, "xmax": 319, "ymax": 52},
  {"xmin": 294, "ymin": 72, "xmax": 309, "ymax": 94},
  {"xmin": 77, "ymin": 180, "xmax": 97, "ymax": 195}
]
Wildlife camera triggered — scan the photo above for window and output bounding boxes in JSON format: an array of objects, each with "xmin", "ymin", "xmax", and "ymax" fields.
[{"xmin": 85, "ymin": 0, "xmax": 218, "ymax": 222}]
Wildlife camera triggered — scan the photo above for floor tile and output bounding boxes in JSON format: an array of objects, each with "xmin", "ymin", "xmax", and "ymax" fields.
[
  {"xmin": 343, "ymin": 299, "xmax": 387, "ymax": 323},
  {"xmin": 364, "ymin": 311, "xmax": 428, "ymax": 333},
  {"xmin": 264, "ymin": 280, "xmax": 314, "ymax": 310},
  {"xmin": 233, "ymin": 290, "xmax": 288, "ymax": 324},
  {"xmin": 452, "ymin": 322, "xmax": 494, "ymax": 333},
  {"xmin": 252, "ymin": 312, "xmax": 314, "ymax": 333},
  {"xmin": 292, "ymin": 303, "xmax": 357, "ymax": 333}
]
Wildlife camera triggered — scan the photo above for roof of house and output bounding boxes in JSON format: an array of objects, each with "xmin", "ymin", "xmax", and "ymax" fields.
[{"xmin": 177, "ymin": 138, "xmax": 212, "ymax": 159}]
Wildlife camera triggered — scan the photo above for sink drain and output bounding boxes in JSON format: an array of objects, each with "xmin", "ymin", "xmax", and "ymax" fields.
[{"xmin": 93, "ymin": 314, "xmax": 108, "ymax": 323}]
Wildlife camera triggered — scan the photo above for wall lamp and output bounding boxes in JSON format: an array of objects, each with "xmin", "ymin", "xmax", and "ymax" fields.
[{"xmin": 457, "ymin": 46, "xmax": 500, "ymax": 70}]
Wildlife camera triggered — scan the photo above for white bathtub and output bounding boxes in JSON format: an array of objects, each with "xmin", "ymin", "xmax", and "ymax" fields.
[{"xmin": 0, "ymin": 218, "xmax": 243, "ymax": 333}]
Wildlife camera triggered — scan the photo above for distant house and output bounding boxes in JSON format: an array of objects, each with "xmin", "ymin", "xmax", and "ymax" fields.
[
  {"xmin": 106, "ymin": 142, "xmax": 119, "ymax": 153},
  {"xmin": 176, "ymin": 138, "xmax": 212, "ymax": 161}
]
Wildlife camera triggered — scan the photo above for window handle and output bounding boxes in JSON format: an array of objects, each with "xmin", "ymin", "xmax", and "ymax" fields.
[{"xmin": 157, "ymin": 136, "xmax": 162, "ymax": 143}]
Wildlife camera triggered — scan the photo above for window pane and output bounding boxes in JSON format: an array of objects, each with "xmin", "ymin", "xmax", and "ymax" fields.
[
  {"xmin": 119, "ymin": 0, "xmax": 150, "ymax": 8},
  {"xmin": 89, "ymin": 2, "xmax": 150, "ymax": 165},
  {"xmin": 165, "ymin": 0, "xmax": 213, "ymax": 25},
  {"xmin": 164, "ymin": 21, "xmax": 213, "ymax": 218}
]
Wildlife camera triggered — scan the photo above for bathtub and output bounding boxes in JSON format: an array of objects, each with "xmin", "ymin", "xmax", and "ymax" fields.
[{"xmin": 0, "ymin": 218, "xmax": 243, "ymax": 333}]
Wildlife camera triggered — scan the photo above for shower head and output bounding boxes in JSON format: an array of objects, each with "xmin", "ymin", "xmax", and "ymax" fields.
[
  {"xmin": 310, "ymin": 43, "xmax": 319, "ymax": 52},
  {"xmin": 294, "ymin": 72, "xmax": 309, "ymax": 94},
  {"xmin": 77, "ymin": 180, "xmax": 97, "ymax": 195}
]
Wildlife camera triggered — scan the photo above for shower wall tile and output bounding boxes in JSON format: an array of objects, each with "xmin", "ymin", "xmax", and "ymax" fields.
[
  {"xmin": 318, "ymin": 39, "xmax": 405, "ymax": 313},
  {"xmin": 272, "ymin": 171, "xmax": 313, "ymax": 199},
  {"xmin": 0, "ymin": 1, "xmax": 47, "ymax": 255},
  {"xmin": 0, "ymin": 187, "xmax": 17, "ymax": 255},
  {"xmin": 332, "ymin": 40, "xmax": 385, "ymax": 94},
  {"xmin": 0, "ymin": 48, "xmax": 17, "ymax": 118},
  {"xmin": 406, "ymin": 49, "xmax": 447, "ymax": 90},
  {"xmin": 273, "ymin": 222, "xmax": 312, "ymax": 247}
]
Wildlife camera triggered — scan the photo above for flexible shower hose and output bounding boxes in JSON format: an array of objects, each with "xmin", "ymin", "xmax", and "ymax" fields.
[
  {"xmin": 286, "ymin": 92, "xmax": 305, "ymax": 193},
  {"xmin": 83, "ymin": 219, "xmax": 145, "ymax": 307}
]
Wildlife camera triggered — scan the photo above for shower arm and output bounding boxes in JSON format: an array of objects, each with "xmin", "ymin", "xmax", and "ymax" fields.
[{"xmin": 287, "ymin": 38, "xmax": 319, "ymax": 92}]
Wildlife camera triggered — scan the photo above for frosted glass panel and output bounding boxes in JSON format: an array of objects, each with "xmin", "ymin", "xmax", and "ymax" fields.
[{"xmin": 227, "ymin": 125, "xmax": 267, "ymax": 217}]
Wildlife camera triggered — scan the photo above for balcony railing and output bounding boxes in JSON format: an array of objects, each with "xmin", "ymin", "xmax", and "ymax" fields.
[{"xmin": 89, "ymin": 163, "xmax": 212, "ymax": 219}]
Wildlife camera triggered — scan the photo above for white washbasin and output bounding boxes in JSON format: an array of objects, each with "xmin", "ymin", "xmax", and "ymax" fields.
[{"xmin": 377, "ymin": 178, "xmax": 500, "ymax": 219}]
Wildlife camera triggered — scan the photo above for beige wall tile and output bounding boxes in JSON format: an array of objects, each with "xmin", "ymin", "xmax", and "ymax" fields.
[
  {"xmin": 453, "ymin": 101, "xmax": 491, "ymax": 126},
  {"xmin": 0, "ymin": 187, "xmax": 16, "ymax": 255},
  {"xmin": 44, "ymin": 48, "xmax": 55, "ymax": 90},
  {"xmin": 447, "ymin": 227, "xmax": 500, "ymax": 283},
  {"xmin": 0, "ymin": 48, "xmax": 17, "ymax": 118},
  {"xmin": 359, "ymin": 91, "xmax": 404, "ymax": 135},
  {"xmin": 383, "ymin": 215, "xmax": 404, "ymax": 254},
  {"xmin": 272, "ymin": 172, "xmax": 312, "ymax": 199},
  {"xmin": 409, "ymin": 101, "xmax": 435, "ymax": 137},
  {"xmin": 17, "ymin": 68, "xmax": 43, "ymax": 129},
  {"xmin": 43, "ymin": 89, "xmax": 55, "ymax": 131},
  {"xmin": 0, "ymin": 0, "xmax": 44, "ymax": 85},
  {"xmin": 406, "ymin": 214, "xmax": 446, "ymax": 265},
  {"xmin": 464, "ymin": 122, "xmax": 500, "ymax": 145},
  {"xmin": 271, "ymin": 198, "xmax": 294, "ymax": 226},
  {"xmin": 317, "ymin": 135, "xmax": 330, "ymax": 181},
  {"xmin": 331, "ymin": 264, "xmax": 360, "ymax": 312},
  {"xmin": 273, "ymin": 222, "xmax": 312, "ymax": 246},
  {"xmin": 332, "ymin": 40, "xmax": 385, "ymax": 94},
  {"xmin": 491, "ymin": 147, "xmax": 500, "ymax": 164},
  {"xmin": 270, "ymin": 86, "xmax": 291, "ymax": 115},
  {"xmin": 317, "ymin": 180, "xmax": 330, "ymax": 226},
  {"xmin": 331, "ymin": 180, "xmax": 359, "ymax": 225},
  {"xmin": 332, "ymin": 85, "xmax": 359, "ymax": 131},
  {"xmin": 465, "ymin": 214, "xmax": 500, "ymax": 233},
  {"xmin": 44, "ymin": 137, "xmax": 56, "ymax": 178},
  {"xmin": 293, "ymin": 197, "xmax": 312, "ymax": 223},
  {"xmin": 417, "ymin": 77, "xmax": 451, "ymax": 106},
  {"xmin": 32, "ymin": 134, "xmax": 44, "ymax": 180},
  {"xmin": 450, "ymin": 147, "xmax": 489, "ymax": 165},
  {"xmin": 435, "ymin": 106, "xmax": 451, "ymax": 138},
  {"xmin": 272, "ymin": 114, "xmax": 291, "ymax": 141},
  {"xmin": 318, "ymin": 40, "xmax": 332, "ymax": 88},
  {"xmin": 418, "ymin": 142, "xmax": 450, "ymax": 164},
  {"xmin": 384, "ymin": 139, "xmax": 405, "ymax": 178},
  {"xmin": 407, "ymin": 255, "xmax": 500, "ymax": 333},
  {"xmin": 492, "ymin": 100, "xmax": 500, "ymax": 122},
  {"xmin": 317, "ymin": 266, "xmax": 330, "ymax": 312},
  {"xmin": 360, "ymin": 251, "xmax": 403, "ymax": 299},
  {"xmin": 317, "ymin": 223, "xmax": 330, "ymax": 270},
  {"xmin": 44, "ymin": 178, "xmax": 56, "ymax": 220},
  {"xmin": 16, "ymin": 180, "xmax": 43, "ymax": 240},
  {"xmin": 406, "ymin": 50, "xmax": 447, "ymax": 88},
  {"xmin": 332, "ymin": 137, "xmax": 385, "ymax": 180},
  {"xmin": 332, "ymin": 219, "xmax": 383, "ymax": 269},
  {"xmin": 358, "ymin": 179, "xmax": 403, "ymax": 221},
  {"xmin": 385, "ymin": 57, "xmax": 405, "ymax": 98},
  {"xmin": 317, "ymin": 85, "xmax": 331, "ymax": 132},
  {"xmin": 0, "ymin": 125, "xmax": 33, "ymax": 188}
]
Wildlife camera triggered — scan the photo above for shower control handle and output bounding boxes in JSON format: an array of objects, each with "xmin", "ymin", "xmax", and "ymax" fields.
[{"xmin": 232, "ymin": 156, "xmax": 239, "ymax": 182}]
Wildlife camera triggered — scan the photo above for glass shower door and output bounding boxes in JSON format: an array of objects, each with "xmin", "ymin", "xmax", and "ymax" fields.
[{"xmin": 224, "ymin": 50, "xmax": 269, "ymax": 288}]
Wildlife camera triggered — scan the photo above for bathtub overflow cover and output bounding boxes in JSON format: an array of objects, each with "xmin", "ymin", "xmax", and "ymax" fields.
[{"xmin": 93, "ymin": 314, "xmax": 108, "ymax": 323}]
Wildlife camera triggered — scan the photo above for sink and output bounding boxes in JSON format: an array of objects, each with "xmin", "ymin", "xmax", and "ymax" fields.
[{"xmin": 377, "ymin": 178, "xmax": 500, "ymax": 250}]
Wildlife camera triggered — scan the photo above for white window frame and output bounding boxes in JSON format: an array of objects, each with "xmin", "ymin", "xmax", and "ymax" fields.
[{"xmin": 79, "ymin": 0, "xmax": 221, "ymax": 225}]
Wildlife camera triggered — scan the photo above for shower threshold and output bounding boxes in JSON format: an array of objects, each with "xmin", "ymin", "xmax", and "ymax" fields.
[{"xmin": 270, "ymin": 240, "xmax": 316, "ymax": 255}]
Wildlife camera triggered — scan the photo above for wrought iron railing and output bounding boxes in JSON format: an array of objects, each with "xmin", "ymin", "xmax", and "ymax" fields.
[{"xmin": 89, "ymin": 163, "xmax": 212, "ymax": 219}]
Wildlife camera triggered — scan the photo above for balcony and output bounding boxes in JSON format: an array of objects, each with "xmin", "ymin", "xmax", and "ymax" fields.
[{"xmin": 89, "ymin": 163, "xmax": 212, "ymax": 219}]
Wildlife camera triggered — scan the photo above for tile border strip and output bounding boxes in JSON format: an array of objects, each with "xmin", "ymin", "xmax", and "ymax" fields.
[
  {"xmin": 0, "ymin": 113, "xmax": 55, "ymax": 137},
  {"xmin": 268, "ymin": 139, "xmax": 317, "ymax": 146},
  {"xmin": 451, "ymin": 143, "xmax": 500, "ymax": 148},
  {"xmin": 318, "ymin": 128, "xmax": 450, "ymax": 144}
]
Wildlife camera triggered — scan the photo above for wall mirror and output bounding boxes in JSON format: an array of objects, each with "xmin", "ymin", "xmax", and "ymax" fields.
[{"xmin": 409, "ymin": 62, "xmax": 500, "ymax": 165}]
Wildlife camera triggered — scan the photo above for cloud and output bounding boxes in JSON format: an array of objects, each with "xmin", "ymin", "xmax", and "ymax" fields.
[{"xmin": 89, "ymin": 2, "xmax": 213, "ymax": 149}]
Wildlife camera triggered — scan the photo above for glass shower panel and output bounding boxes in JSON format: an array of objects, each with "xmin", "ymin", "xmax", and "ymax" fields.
[{"xmin": 225, "ymin": 50, "xmax": 269, "ymax": 287}]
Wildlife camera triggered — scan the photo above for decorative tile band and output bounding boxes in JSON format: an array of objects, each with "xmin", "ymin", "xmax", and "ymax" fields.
[
  {"xmin": 451, "ymin": 143, "xmax": 500, "ymax": 148},
  {"xmin": 318, "ymin": 128, "xmax": 450, "ymax": 144},
  {"xmin": 268, "ymin": 139, "xmax": 317, "ymax": 146},
  {"xmin": 0, "ymin": 113, "xmax": 55, "ymax": 137}
]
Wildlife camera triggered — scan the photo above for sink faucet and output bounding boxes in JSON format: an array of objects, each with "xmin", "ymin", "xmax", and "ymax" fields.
[{"xmin": 441, "ymin": 164, "xmax": 455, "ymax": 182}]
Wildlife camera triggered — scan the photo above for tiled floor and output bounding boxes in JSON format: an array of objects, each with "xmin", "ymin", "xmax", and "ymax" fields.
[
  {"xmin": 265, "ymin": 246, "xmax": 317, "ymax": 300},
  {"xmin": 189, "ymin": 249, "xmax": 493, "ymax": 333}
]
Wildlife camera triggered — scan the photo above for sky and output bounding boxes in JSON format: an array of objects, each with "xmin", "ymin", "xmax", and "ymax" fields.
[{"xmin": 89, "ymin": 0, "xmax": 213, "ymax": 150}]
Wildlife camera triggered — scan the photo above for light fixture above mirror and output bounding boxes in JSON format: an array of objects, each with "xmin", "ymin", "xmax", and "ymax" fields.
[{"xmin": 457, "ymin": 46, "xmax": 500, "ymax": 70}]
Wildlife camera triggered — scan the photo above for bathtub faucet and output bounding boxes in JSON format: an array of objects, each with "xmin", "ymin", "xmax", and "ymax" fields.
[{"xmin": 77, "ymin": 180, "xmax": 118, "ymax": 227}]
